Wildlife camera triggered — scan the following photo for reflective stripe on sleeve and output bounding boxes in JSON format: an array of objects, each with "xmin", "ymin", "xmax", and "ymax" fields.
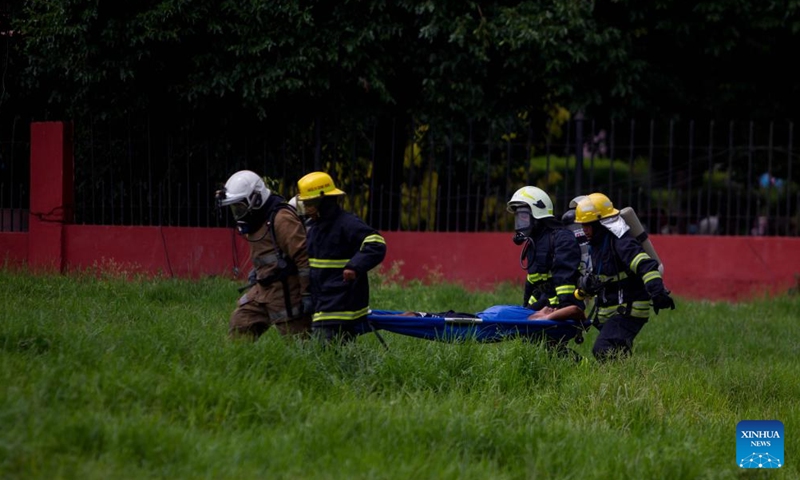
[
  {"xmin": 526, "ymin": 272, "xmax": 553, "ymax": 283},
  {"xmin": 556, "ymin": 284, "xmax": 576, "ymax": 295},
  {"xmin": 309, "ymin": 258, "xmax": 350, "ymax": 268},
  {"xmin": 630, "ymin": 252, "xmax": 651, "ymax": 273},
  {"xmin": 642, "ymin": 271, "xmax": 662, "ymax": 284},
  {"xmin": 361, "ymin": 234, "xmax": 386, "ymax": 249}
]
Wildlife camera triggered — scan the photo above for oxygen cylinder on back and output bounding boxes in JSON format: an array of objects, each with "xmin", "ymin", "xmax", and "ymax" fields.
[
  {"xmin": 619, "ymin": 206, "xmax": 664, "ymax": 276},
  {"xmin": 562, "ymin": 195, "xmax": 592, "ymax": 276},
  {"xmin": 566, "ymin": 223, "xmax": 592, "ymax": 275}
]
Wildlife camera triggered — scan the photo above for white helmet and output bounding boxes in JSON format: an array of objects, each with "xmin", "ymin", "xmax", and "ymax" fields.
[
  {"xmin": 219, "ymin": 170, "xmax": 271, "ymax": 220},
  {"xmin": 506, "ymin": 186, "xmax": 554, "ymax": 219}
]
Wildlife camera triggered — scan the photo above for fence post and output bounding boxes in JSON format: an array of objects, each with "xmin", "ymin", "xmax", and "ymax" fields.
[
  {"xmin": 574, "ymin": 111, "xmax": 585, "ymax": 199},
  {"xmin": 28, "ymin": 121, "xmax": 74, "ymax": 272}
]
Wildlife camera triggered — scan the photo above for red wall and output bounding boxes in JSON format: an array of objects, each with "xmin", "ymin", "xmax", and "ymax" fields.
[
  {"xmin": 0, "ymin": 233, "xmax": 28, "ymax": 267},
  {"xmin": 62, "ymin": 225, "xmax": 251, "ymax": 278},
  {"xmin": 7, "ymin": 226, "xmax": 791, "ymax": 302},
  {"xmin": 2, "ymin": 121, "xmax": 799, "ymax": 302},
  {"xmin": 382, "ymin": 232, "xmax": 800, "ymax": 301}
]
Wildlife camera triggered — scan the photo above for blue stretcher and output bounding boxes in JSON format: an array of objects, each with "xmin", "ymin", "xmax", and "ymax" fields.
[{"xmin": 367, "ymin": 305, "xmax": 590, "ymax": 344}]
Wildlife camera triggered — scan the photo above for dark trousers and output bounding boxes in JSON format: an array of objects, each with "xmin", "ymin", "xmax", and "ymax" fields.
[
  {"xmin": 312, "ymin": 317, "xmax": 370, "ymax": 346},
  {"xmin": 524, "ymin": 333, "xmax": 583, "ymax": 363},
  {"xmin": 592, "ymin": 315, "xmax": 647, "ymax": 362}
]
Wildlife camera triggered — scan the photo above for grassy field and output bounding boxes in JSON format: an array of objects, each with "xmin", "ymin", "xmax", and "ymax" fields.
[{"xmin": 1, "ymin": 265, "xmax": 798, "ymax": 479}]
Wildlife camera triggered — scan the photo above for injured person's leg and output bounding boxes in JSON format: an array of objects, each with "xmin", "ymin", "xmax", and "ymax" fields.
[{"xmin": 527, "ymin": 305, "xmax": 586, "ymax": 321}]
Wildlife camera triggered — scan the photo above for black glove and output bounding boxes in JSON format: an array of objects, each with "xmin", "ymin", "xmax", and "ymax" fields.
[
  {"xmin": 652, "ymin": 293, "xmax": 675, "ymax": 315},
  {"xmin": 577, "ymin": 275, "xmax": 603, "ymax": 296},
  {"xmin": 557, "ymin": 294, "xmax": 583, "ymax": 310},
  {"xmin": 301, "ymin": 294, "xmax": 314, "ymax": 315},
  {"xmin": 513, "ymin": 232, "xmax": 527, "ymax": 245},
  {"xmin": 529, "ymin": 297, "xmax": 550, "ymax": 311},
  {"xmin": 523, "ymin": 282, "xmax": 535, "ymax": 307}
]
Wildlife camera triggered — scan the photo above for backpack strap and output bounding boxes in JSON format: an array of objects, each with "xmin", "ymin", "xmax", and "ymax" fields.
[{"xmin": 261, "ymin": 203, "xmax": 302, "ymax": 317}]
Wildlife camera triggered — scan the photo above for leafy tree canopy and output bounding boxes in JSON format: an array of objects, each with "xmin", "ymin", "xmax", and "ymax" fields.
[{"xmin": 6, "ymin": 0, "xmax": 800, "ymax": 125}]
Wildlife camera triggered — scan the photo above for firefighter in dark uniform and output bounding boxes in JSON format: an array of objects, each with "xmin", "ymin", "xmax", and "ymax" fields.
[
  {"xmin": 507, "ymin": 186, "xmax": 584, "ymax": 358},
  {"xmin": 296, "ymin": 171, "xmax": 387, "ymax": 344},
  {"xmin": 507, "ymin": 186, "xmax": 583, "ymax": 312},
  {"xmin": 217, "ymin": 170, "xmax": 313, "ymax": 339},
  {"xmin": 573, "ymin": 193, "xmax": 675, "ymax": 361}
]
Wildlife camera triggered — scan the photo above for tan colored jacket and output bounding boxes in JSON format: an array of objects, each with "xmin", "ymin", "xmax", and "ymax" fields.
[{"xmin": 245, "ymin": 207, "xmax": 310, "ymax": 320}]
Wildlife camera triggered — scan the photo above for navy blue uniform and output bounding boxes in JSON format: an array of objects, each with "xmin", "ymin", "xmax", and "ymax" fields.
[
  {"xmin": 587, "ymin": 226, "xmax": 668, "ymax": 360},
  {"xmin": 307, "ymin": 205, "xmax": 386, "ymax": 334},
  {"xmin": 524, "ymin": 226, "xmax": 582, "ymax": 310}
]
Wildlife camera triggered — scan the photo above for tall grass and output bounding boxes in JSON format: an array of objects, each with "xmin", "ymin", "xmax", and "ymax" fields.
[{"xmin": 1, "ymin": 266, "xmax": 798, "ymax": 479}]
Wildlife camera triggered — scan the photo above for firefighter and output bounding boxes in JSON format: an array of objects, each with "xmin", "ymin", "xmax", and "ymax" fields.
[
  {"xmin": 561, "ymin": 195, "xmax": 592, "ymax": 276},
  {"xmin": 507, "ymin": 186, "xmax": 584, "ymax": 360},
  {"xmin": 297, "ymin": 171, "xmax": 387, "ymax": 345},
  {"xmin": 573, "ymin": 193, "xmax": 675, "ymax": 361},
  {"xmin": 216, "ymin": 170, "xmax": 313, "ymax": 339},
  {"xmin": 506, "ymin": 186, "xmax": 583, "ymax": 312}
]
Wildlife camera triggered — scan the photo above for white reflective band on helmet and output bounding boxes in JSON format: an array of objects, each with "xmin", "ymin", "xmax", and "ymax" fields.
[{"xmin": 569, "ymin": 195, "xmax": 587, "ymax": 209}]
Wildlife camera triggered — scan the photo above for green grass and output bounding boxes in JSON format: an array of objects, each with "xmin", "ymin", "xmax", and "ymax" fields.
[{"xmin": 1, "ymin": 266, "xmax": 798, "ymax": 479}]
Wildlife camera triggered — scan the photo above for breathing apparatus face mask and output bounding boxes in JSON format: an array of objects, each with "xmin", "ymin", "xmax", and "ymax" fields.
[
  {"xmin": 229, "ymin": 201, "xmax": 249, "ymax": 221},
  {"xmin": 233, "ymin": 204, "xmax": 267, "ymax": 235},
  {"xmin": 227, "ymin": 200, "xmax": 251, "ymax": 234},
  {"xmin": 514, "ymin": 207, "xmax": 534, "ymax": 235}
]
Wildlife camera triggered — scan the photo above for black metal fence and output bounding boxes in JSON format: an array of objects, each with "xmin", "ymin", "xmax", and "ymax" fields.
[{"xmin": 2, "ymin": 116, "xmax": 799, "ymax": 236}]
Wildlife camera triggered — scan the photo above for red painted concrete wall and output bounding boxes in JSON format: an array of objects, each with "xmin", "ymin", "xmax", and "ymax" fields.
[
  {"xmin": 17, "ymin": 226, "xmax": 795, "ymax": 302},
  {"xmin": 28, "ymin": 122, "xmax": 74, "ymax": 272},
  {"xmin": 0, "ymin": 233, "xmax": 28, "ymax": 267},
  {"xmin": 382, "ymin": 232, "xmax": 800, "ymax": 301},
  {"xmin": 2, "ymin": 121, "xmax": 800, "ymax": 302},
  {"xmin": 61, "ymin": 225, "xmax": 251, "ymax": 278}
]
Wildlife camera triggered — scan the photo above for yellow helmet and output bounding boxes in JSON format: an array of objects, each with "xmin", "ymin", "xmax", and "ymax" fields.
[
  {"xmin": 296, "ymin": 171, "xmax": 345, "ymax": 201},
  {"xmin": 574, "ymin": 193, "xmax": 619, "ymax": 224}
]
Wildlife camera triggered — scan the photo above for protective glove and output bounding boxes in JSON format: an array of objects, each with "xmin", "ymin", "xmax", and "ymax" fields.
[
  {"xmin": 523, "ymin": 282, "xmax": 536, "ymax": 307},
  {"xmin": 577, "ymin": 275, "xmax": 604, "ymax": 296},
  {"xmin": 512, "ymin": 232, "xmax": 527, "ymax": 245},
  {"xmin": 301, "ymin": 294, "xmax": 315, "ymax": 315},
  {"xmin": 652, "ymin": 292, "xmax": 675, "ymax": 315},
  {"xmin": 528, "ymin": 297, "xmax": 550, "ymax": 311},
  {"xmin": 557, "ymin": 294, "xmax": 584, "ymax": 310}
]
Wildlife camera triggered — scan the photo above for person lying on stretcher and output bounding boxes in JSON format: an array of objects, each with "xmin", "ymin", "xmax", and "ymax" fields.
[{"xmin": 392, "ymin": 304, "xmax": 586, "ymax": 322}]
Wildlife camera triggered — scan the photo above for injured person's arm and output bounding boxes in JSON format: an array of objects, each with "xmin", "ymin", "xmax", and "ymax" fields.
[{"xmin": 527, "ymin": 305, "xmax": 586, "ymax": 321}]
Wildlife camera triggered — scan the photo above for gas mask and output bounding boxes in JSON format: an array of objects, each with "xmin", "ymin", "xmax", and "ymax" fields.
[
  {"xmin": 236, "ymin": 219, "xmax": 253, "ymax": 235},
  {"xmin": 513, "ymin": 207, "xmax": 535, "ymax": 244},
  {"xmin": 231, "ymin": 201, "xmax": 267, "ymax": 235}
]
